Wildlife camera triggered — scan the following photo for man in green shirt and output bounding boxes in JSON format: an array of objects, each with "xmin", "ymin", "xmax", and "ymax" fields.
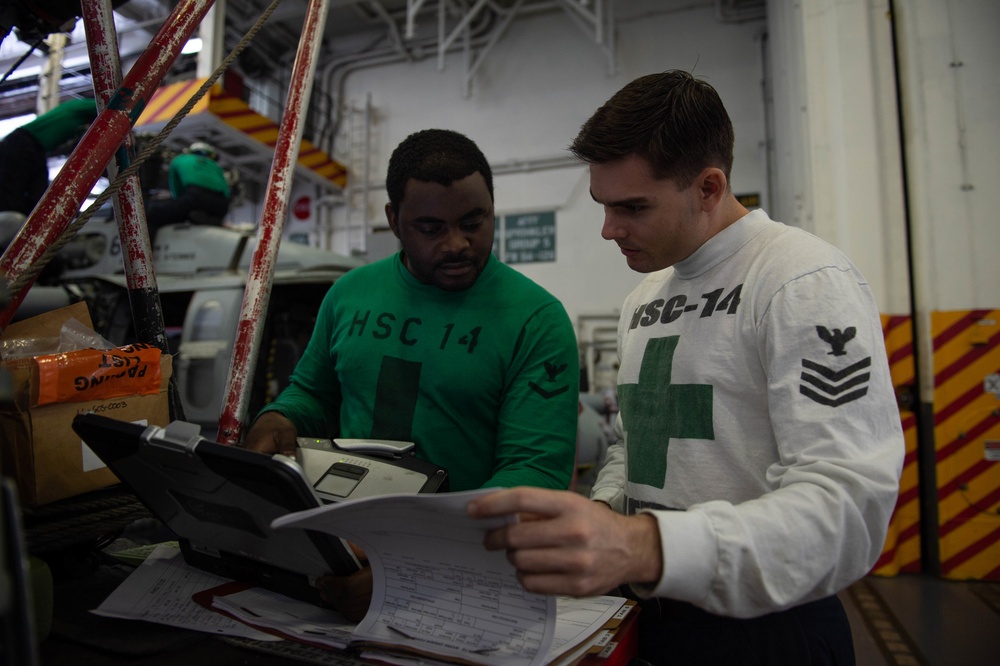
[
  {"xmin": 245, "ymin": 129, "xmax": 579, "ymax": 492},
  {"xmin": 0, "ymin": 97, "xmax": 97, "ymax": 216},
  {"xmin": 245, "ymin": 128, "xmax": 580, "ymax": 620}
]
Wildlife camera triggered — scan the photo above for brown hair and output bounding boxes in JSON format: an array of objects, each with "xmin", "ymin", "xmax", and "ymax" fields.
[{"xmin": 570, "ymin": 70, "xmax": 734, "ymax": 188}]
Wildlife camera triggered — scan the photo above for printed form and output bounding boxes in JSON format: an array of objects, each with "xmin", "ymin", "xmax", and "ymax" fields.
[
  {"xmin": 273, "ymin": 489, "xmax": 556, "ymax": 666},
  {"xmin": 92, "ymin": 544, "xmax": 277, "ymax": 641}
]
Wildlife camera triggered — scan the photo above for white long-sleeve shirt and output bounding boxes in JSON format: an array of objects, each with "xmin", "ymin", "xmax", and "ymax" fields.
[{"xmin": 591, "ymin": 210, "xmax": 904, "ymax": 618}]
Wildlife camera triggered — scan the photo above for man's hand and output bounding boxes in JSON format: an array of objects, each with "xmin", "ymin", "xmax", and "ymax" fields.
[
  {"xmin": 467, "ymin": 487, "xmax": 663, "ymax": 597},
  {"xmin": 316, "ymin": 543, "xmax": 373, "ymax": 622},
  {"xmin": 242, "ymin": 412, "xmax": 298, "ymax": 455}
]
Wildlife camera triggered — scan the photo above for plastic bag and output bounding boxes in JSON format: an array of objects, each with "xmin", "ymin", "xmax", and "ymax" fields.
[{"xmin": 0, "ymin": 317, "xmax": 115, "ymax": 360}]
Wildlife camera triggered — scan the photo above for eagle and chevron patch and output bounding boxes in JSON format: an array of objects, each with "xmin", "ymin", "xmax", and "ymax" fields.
[{"xmin": 799, "ymin": 326, "xmax": 872, "ymax": 407}]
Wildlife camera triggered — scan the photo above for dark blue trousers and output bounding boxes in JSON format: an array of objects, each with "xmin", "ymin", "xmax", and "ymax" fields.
[
  {"xmin": 146, "ymin": 185, "xmax": 230, "ymax": 235},
  {"xmin": 634, "ymin": 594, "xmax": 855, "ymax": 665},
  {"xmin": 0, "ymin": 129, "xmax": 47, "ymax": 216}
]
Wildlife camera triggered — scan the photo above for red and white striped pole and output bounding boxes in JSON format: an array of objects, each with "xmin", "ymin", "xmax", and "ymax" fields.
[
  {"xmin": 216, "ymin": 0, "xmax": 332, "ymax": 445},
  {"xmin": 83, "ymin": 0, "xmax": 185, "ymax": 420}
]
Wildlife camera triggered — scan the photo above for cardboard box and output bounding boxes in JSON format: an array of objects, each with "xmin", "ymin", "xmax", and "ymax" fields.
[{"xmin": 0, "ymin": 302, "xmax": 172, "ymax": 506}]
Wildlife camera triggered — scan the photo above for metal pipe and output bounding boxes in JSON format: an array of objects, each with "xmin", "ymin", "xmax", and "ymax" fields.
[
  {"xmin": 82, "ymin": 0, "xmax": 185, "ymax": 421},
  {"xmin": 887, "ymin": 0, "xmax": 940, "ymax": 576},
  {"xmin": 406, "ymin": 0, "xmax": 432, "ymax": 39},
  {"xmin": 0, "ymin": 0, "xmax": 214, "ymax": 328},
  {"xmin": 216, "ymin": 0, "xmax": 331, "ymax": 445},
  {"xmin": 438, "ymin": 0, "xmax": 490, "ymax": 70}
]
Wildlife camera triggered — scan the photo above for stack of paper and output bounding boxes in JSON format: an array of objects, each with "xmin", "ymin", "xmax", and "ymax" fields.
[
  {"xmin": 93, "ymin": 491, "xmax": 639, "ymax": 666},
  {"xmin": 200, "ymin": 582, "xmax": 633, "ymax": 665},
  {"xmin": 269, "ymin": 489, "xmax": 634, "ymax": 666}
]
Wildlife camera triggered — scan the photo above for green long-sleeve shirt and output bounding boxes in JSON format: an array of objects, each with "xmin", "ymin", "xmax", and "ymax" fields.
[
  {"xmin": 21, "ymin": 98, "xmax": 97, "ymax": 152},
  {"xmin": 168, "ymin": 153, "xmax": 230, "ymax": 197},
  {"xmin": 260, "ymin": 252, "xmax": 579, "ymax": 492}
]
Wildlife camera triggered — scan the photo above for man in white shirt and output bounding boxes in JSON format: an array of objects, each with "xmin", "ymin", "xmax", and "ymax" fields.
[{"xmin": 468, "ymin": 70, "xmax": 904, "ymax": 665}]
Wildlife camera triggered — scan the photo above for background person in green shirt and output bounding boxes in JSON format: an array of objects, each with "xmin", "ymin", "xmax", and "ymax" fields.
[
  {"xmin": 0, "ymin": 97, "xmax": 97, "ymax": 216},
  {"xmin": 145, "ymin": 141, "xmax": 230, "ymax": 236}
]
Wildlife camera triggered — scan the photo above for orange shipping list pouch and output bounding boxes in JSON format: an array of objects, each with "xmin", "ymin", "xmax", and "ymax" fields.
[{"xmin": 33, "ymin": 343, "xmax": 163, "ymax": 407}]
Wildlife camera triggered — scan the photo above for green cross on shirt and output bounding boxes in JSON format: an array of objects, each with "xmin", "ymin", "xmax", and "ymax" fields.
[{"xmin": 618, "ymin": 336, "xmax": 715, "ymax": 487}]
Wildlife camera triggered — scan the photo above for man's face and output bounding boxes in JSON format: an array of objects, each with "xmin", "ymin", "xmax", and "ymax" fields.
[
  {"xmin": 589, "ymin": 154, "xmax": 707, "ymax": 273},
  {"xmin": 386, "ymin": 172, "xmax": 495, "ymax": 291}
]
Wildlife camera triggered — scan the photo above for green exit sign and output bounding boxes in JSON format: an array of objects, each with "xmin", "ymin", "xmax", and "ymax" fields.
[{"xmin": 503, "ymin": 211, "xmax": 556, "ymax": 264}]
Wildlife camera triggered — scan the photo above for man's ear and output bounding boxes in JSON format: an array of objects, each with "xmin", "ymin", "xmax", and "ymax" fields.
[
  {"xmin": 385, "ymin": 203, "xmax": 400, "ymax": 238},
  {"xmin": 698, "ymin": 167, "xmax": 728, "ymax": 212}
]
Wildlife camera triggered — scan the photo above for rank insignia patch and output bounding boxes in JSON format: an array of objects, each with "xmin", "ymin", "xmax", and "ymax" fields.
[{"xmin": 800, "ymin": 325, "xmax": 871, "ymax": 406}]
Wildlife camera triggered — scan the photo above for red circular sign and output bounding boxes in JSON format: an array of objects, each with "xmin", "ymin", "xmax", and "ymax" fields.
[{"xmin": 293, "ymin": 196, "xmax": 311, "ymax": 220}]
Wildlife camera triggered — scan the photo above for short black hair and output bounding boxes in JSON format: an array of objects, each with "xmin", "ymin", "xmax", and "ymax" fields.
[
  {"xmin": 386, "ymin": 129, "xmax": 494, "ymax": 214},
  {"xmin": 570, "ymin": 70, "xmax": 734, "ymax": 188}
]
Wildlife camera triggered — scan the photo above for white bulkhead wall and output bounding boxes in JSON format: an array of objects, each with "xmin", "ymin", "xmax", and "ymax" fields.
[
  {"xmin": 332, "ymin": 1, "xmax": 770, "ymax": 326},
  {"xmin": 323, "ymin": 0, "xmax": 996, "ymax": 326},
  {"xmin": 768, "ymin": 0, "xmax": 999, "ymax": 315},
  {"xmin": 891, "ymin": 0, "xmax": 999, "ymax": 312},
  {"xmin": 767, "ymin": 0, "xmax": 911, "ymax": 314}
]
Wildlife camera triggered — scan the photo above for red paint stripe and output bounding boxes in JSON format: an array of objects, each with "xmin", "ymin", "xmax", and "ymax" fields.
[
  {"xmin": 933, "ymin": 310, "xmax": 993, "ymax": 351},
  {"xmin": 934, "ymin": 384, "xmax": 983, "ymax": 426},
  {"xmin": 883, "ymin": 315, "xmax": 910, "ymax": 336},
  {"xmin": 899, "ymin": 520, "xmax": 922, "ymax": 544},
  {"xmin": 151, "ymin": 80, "xmax": 198, "ymax": 120},
  {"xmin": 935, "ymin": 411, "xmax": 1000, "ymax": 460},
  {"xmin": 241, "ymin": 124, "xmax": 281, "ymax": 138},
  {"xmin": 940, "ymin": 484, "xmax": 1000, "ymax": 532},
  {"xmin": 882, "ymin": 518, "xmax": 921, "ymax": 555},
  {"xmin": 984, "ymin": 562, "xmax": 1000, "ymax": 580},
  {"xmin": 938, "ymin": 460, "xmax": 993, "ymax": 502},
  {"xmin": 213, "ymin": 107, "xmax": 258, "ymax": 121},
  {"xmin": 873, "ymin": 521, "xmax": 923, "ymax": 571},
  {"xmin": 218, "ymin": 116, "xmax": 276, "ymax": 136},
  {"xmin": 941, "ymin": 525, "xmax": 1000, "ymax": 574},
  {"xmin": 884, "ymin": 489, "xmax": 920, "ymax": 531},
  {"xmin": 898, "ymin": 483, "xmax": 919, "ymax": 508},
  {"xmin": 873, "ymin": 547, "xmax": 897, "ymax": 570},
  {"xmin": 212, "ymin": 107, "xmax": 271, "ymax": 126},
  {"xmin": 888, "ymin": 342, "xmax": 914, "ymax": 367},
  {"xmin": 934, "ymin": 331, "xmax": 1000, "ymax": 387}
]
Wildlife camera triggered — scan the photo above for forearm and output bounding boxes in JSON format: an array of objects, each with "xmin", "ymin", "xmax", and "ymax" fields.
[
  {"xmin": 620, "ymin": 511, "xmax": 663, "ymax": 587},
  {"xmin": 590, "ymin": 431, "xmax": 625, "ymax": 511},
  {"xmin": 257, "ymin": 380, "xmax": 338, "ymax": 438},
  {"xmin": 647, "ymin": 466, "xmax": 897, "ymax": 618}
]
